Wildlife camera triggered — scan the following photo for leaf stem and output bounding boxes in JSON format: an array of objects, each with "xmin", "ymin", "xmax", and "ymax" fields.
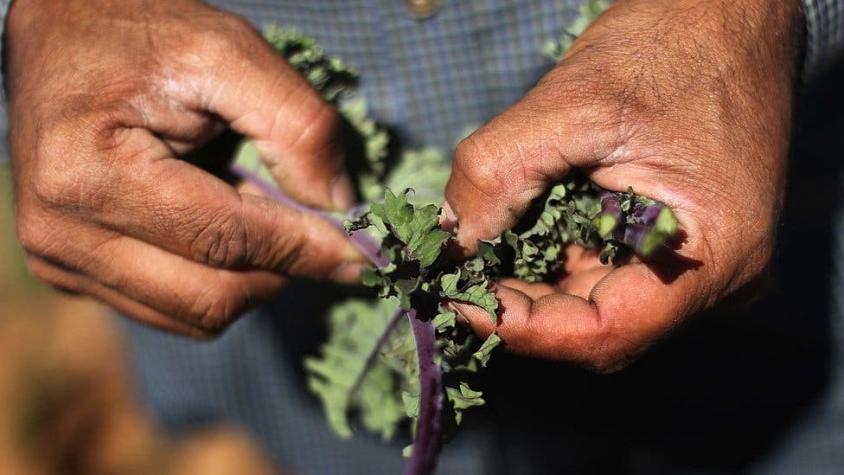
[
  {"xmin": 231, "ymin": 162, "xmax": 444, "ymax": 474},
  {"xmin": 349, "ymin": 307, "xmax": 406, "ymax": 397},
  {"xmin": 406, "ymin": 309, "xmax": 443, "ymax": 475},
  {"xmin": 229, "ymin": 163, "xmax": 389, "ymax": 267}
]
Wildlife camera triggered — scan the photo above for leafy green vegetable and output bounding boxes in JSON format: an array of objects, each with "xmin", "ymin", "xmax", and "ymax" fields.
[
  {"xmin": 232, "ymin": 14, "xmax": 681, "ymax": 475},
  {"xmin": 304, "ymin": 299, "xmax": 408, "ymax": 440},
  {"xmin": 472, "ymin": 333, "xmax": 502, "ymax": 368}
]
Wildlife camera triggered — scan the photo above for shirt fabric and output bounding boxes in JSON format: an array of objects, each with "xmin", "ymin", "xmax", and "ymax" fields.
[{"xmin": 1, "ymin": 1, "xmax": 844, "ymax": 474}]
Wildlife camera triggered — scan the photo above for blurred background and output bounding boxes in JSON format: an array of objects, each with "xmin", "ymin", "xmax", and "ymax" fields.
[
  {"xmin": 0, "ymin": 146, "xmax": 277, "ymax": 473},
  {"xmin": 0, "ymin": 52, "xmax": 842, "ymax": 475}
]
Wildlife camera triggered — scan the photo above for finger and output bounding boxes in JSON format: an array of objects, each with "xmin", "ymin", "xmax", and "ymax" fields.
[
  {"xmin": 27, "ymin": 220, "xmax": 306, "ymax": 332},
  {"xmin": 71, "ymin": 127, "xmax": 363, "ymax": 277},
  {"xmin": 130, "ymin": 101, "xmax": 227, "ymax": 156},
  {"xmin": 495, "ymin": 278, "xmax": 556, "ymax": 300},
  {"xmin": 444, "ymin": 68, "xmax": 624, "ymax": 250},
  {"xmin": 455, "ymin": 261, "xmax": 706, "ymax": 372},
  {"xmin": 25, "ymin": 256, "xmax": 213, "ymax": 338},
  {"xmin": 555, "ymin": 266, "xmax": 611, "ymax": 300},
  {"xmin": 179, "ymin": 21, "xmax": 352, "ymax": 210}
]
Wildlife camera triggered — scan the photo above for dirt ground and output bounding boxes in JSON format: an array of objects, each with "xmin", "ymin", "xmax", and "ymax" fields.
[{"xmin": 1, "ymin": 165, "xmax": 278, "ymax": 474}]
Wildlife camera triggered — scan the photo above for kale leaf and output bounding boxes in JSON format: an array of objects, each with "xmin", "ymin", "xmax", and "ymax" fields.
[{"xmin": 230, "ymin": 12, "xmax": 684, "ymax": 475}]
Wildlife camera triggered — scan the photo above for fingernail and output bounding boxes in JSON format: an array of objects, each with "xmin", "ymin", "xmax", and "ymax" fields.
[
  {"xmin": 330, "ymin": 262, "xmax": 365, "ymax": 284},
  {"xmin": 331, "ymin": 173, "xmax": 356, "ymax": 211}
]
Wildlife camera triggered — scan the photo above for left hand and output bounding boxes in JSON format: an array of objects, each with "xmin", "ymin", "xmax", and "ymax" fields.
[{"xmin": 444, "ymin": 0, "xmax": 804, "ymax": 372}]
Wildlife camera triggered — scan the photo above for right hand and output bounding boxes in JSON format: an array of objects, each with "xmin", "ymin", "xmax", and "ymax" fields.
[
  {"xmin": 6, "ymin": 0, "xmax": 363, "ymax": 337},
  {"xmin": 443, "ymin": 0, "xmax": 801, "ymax": 371}
]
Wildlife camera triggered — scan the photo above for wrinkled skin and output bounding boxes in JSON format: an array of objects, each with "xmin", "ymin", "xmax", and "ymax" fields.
[
  {"xmin": 6, "ymin": 0, "xmax": 363, "ymax": 337},
  {"xmin": 7, "ymin": 0, "xmax": 801, "ymax": 365},
  {"xmin": 445, "ymin": 0, "xmax": 804, "ymax": 372}
]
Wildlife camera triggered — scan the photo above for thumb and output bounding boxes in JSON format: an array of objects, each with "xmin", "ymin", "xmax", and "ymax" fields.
[
  {"xmin": 444, "ymin": 71, "xmax": 623, "ymax": 250},
  {"xmin": 196, "ymin": 21, "xmax": 352, "ymax": 211}
]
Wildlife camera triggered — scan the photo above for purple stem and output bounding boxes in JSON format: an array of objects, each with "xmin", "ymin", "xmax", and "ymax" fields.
[
  {"xmin": 406, "ymin": 309, "xmax": 443, "ymax": 475},
  {"xmin": 232, "ymin": 162, "xmax": 443, "ymax": 474},
  {"xmin": 629, "ymin": 201, "xmax": 664, "ymax": 226},
  {"xmin": 600, "ymin": 191, "xmax": 622, "ymax": 221},
  {"xmin": 621, "ymin": 222, "xmax": 650, "ymax": 252},
  {"xmin": 230, "ymin": 163, "xmax": 389, "ymax": 267}
]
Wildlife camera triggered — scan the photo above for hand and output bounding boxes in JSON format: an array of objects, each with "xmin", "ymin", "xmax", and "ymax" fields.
[
  {"xmin": 444, "ymin": 0, "xmax": 803, "ymax": 371},
  {"xmin": 7, "ymin": 0, "xmax": 363, "ymax": 337}
]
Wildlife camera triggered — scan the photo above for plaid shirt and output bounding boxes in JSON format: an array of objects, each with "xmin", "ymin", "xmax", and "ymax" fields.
[{"xmin": 1, "ymin": 2, "xmax": 844, "ymax": 474}]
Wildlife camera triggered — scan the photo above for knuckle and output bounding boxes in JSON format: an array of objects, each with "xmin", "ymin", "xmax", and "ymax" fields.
[
  {"xmin": 189, "ymin": 210, "xmax": 249, "ymax": 268},
  {"xmin": 267, "ymin": 229, "xmax": 309, "ymax": 274},
  {"xmin": 577, "ymin": 322, "xmax": 638, "ymax": 374},
  {"xmin": 281, "ymin": 99, "xmax": 339, "ymax": 155},
  {"xmin": 29, "ymin": 132, "xmax": 73, "ymax": 206},
  {"xmin": 16, "ymin": 211, "xmax": 53, "ymax": 255},
  {"xmin": 182, "ymin": 16, "xmax": 259, "ymax": 68},
  {"xmin": 30, "ymin": 110, "xmax": 113, "ymax": 210},
  {"xmin": 186, "ymin": 284, "xmax": 244, "ymax": 332},
  {"xmin": 217, "ymin": 14, "xmax": 258, "ymax": 38},
  {"xmin": 188, "ymin": 27, "xmax": 237, "ymax": 58},
  {"xmin": 453, "ymin": 134, "xmax": 508, "ymax": 198}
]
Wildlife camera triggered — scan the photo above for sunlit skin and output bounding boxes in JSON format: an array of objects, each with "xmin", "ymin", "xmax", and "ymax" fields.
[
  {"xmin": 7, "ymin": 0, "xmax": 802, "ymax": 373},
  {"xmin": 445, "ymin": 0, "xmax": 803, "ymax": 372},
  {"xmin": 6, "ymin": 0, "xmax": 364, "ymax": 337}
]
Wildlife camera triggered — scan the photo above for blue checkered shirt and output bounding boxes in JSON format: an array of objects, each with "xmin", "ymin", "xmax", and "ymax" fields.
[{"xmin": 2, "ymin": 1, "xmax": 844, "ymax": 474}]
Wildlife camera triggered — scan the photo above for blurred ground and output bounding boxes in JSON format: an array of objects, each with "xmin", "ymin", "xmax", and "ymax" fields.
[{"xmin": 0, "ymin": 164, "xmax": 278, "ymax": 475}]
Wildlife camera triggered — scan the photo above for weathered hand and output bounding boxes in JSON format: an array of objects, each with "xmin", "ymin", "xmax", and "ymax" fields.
[
  {"xmin": 445, "ymin": 0, "xmax": 803, "ymax": 371},
  {"xmin": 7, "ymin": 0, "xmax": 362, "ymax": 337}
]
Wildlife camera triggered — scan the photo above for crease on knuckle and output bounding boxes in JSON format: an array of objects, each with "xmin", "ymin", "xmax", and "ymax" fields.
[
  {"xmin": 180, "ymin": 14, "xmax": 261, "ymax": 77},
  {"xmin": 283, "ymin": 99, "xmax": 338, "ymax": 155},
  {"xmin": 453, "ymin": 134, "xmax": 511, "ymax": 202},
  {"xmin": 581, "ymin": 311, "xmax": 638, "ymax": 374},
  {"xmin": 187, "ymin": 282, "xmax": 242, "ymax": 332},
  {"xmin": 190, "ymin": 210, "xmax": 248, "ymax": 268},
  {"xmin": 270, "ymin": 217, "xmax": 309, "ymax": 275},
  {"xmin": 16, "ymin": 211, "xmax": 50, "ymax": 255},
  {"xmin": 30, "ymin": 108, "xmax": 123, "ymax": 213},
  {"xmin": 16, "ymin": 211, "xmax": 71, "ymax": 263}
]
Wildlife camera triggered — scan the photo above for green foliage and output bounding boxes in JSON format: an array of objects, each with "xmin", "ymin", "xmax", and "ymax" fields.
[
  {"xmin": 543, "ymin": 0, "xmax": 612, "ymax": 61},
  {"xmin": 508, "ymin": 176, "xmax": 603, "ymax": 282},
  {"xmin": 304, "ymin": 298, "xmax": 413, "ymax": 440},
  {"xmin": 264, "ymin": 25, "xmax": 357, "ymax": 101},
  {"xmin": 382, "ymin": 147, "xmax": 452, "ymax": 205},
  {"xmin": 256, "ymin": 20, "xmax": 679, "ymax": 462}
]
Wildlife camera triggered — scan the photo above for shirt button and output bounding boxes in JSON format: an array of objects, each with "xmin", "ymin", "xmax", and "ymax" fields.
[{"xmin": 405, "ymin": 0, "xmax": 441, "ymax": 20}]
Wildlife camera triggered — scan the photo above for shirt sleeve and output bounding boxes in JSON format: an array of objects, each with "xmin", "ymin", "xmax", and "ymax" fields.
[{"xmin": 802, "ymin": 0, "xmax": 844, "ymax": 77}]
